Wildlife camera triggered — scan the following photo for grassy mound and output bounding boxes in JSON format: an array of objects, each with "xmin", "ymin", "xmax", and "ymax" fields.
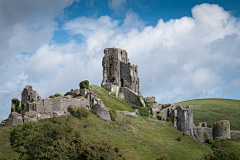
[
  {"xmin": 90, "ymin": 85, "xmax": 135, "ymax": 112},
  {"xmin": 175, "ymin": 98, "xmax": 240, "ymax": 130},
  {"xmin": 40, "ymin": 114, "xmax": 210, "ymax": 159}
]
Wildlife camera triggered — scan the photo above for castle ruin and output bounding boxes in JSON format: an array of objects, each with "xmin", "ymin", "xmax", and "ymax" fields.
[{"xmin": 101, "ymin": 48, "xmax": 140, "ymax": 95}]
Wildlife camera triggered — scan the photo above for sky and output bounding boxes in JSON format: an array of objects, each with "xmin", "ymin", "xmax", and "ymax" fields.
[{"xmin": 0, "ymin": 0, "xmax": 240, "ymax": 121}]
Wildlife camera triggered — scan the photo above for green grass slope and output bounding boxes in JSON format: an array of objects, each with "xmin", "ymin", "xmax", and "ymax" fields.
[
  {"xmin": 37, "ymin": 113, "xmax": 210, "ymax": 160},
  {"xmin": 0, "ymin": 126, "xmax": 20, "ymax": 159},
  {"xmin": 90, "ymin": 85, "xmax": 135, "ymax": 112},
  {"xmin": 175, "ymin": 98, "xmax": 240, "ymax": 130}
]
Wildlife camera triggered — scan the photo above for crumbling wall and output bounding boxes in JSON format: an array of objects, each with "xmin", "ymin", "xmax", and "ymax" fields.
[
  {"xmin": 193, "ymin": 122, "xmax": 213, "ymax": 142},
  {"xmin": 4, "ymin": 112, "xmax": 23, "ymax": 126},
  {"xmin": 213, "ymin": 120, "xmax": 231, "ymax": 140},
  {"xmin": 176, "ymin": 105, "xmax": 194, "ymax": 136},
  {"xmin": 118, "ymin": 87, "xmax": 144, "ymax": 107},
  {"xmin": 231, "ymin": 130, "xmax": 240, "ymax": 138},
  {"xmin": 102, "ymin": 83, "xmax": 120, "ymax": 97},
  {"xmin": 143, "ymin": 96, "xmax": 155, "ymax": 102}
]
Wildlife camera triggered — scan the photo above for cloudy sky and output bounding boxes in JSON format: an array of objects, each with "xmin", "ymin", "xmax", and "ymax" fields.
[{"xmin": 1, "ymin": 0, "xmax": 240, "ymax": 121}]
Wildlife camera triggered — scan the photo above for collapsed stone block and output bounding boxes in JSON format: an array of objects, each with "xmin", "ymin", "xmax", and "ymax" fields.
[
  {"xmin": 80, "ymin": 88, "xmax": 89, "ymax": 96},
  {"xmin": 92, "ymin": 104, "xmax": 111, "ymax": 121},
  {"xmin": 71, "ymin": 89, "xmax": 80, "ymax": 97},
  {"xmin": 4, "ymin": 112, "xmax": 23, "ymax": 126},
  {"xmin": 143, "ymin": 96, "xmax": 156, "ymax": 102},
  {"xmin": 213, "ymin": 120, "xmax": 231, "ymax": 140},
  {"xmin": 118, "ymin": 87, "xmax": 144, "ymax": 107}
]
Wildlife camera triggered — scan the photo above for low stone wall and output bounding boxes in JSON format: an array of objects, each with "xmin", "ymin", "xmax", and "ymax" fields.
[
  {"xmin": 143, "ymin": 96, "xmax": 155, "ymax": 102},
  {"xmin": 231, "ymin": 130, "xmax": 240, "ymax": 138},
  {"xmin": 118, "ymin": 87, "xmax": 142, "ymax": 107},
  {"xmin": 102, "ymin": 83, "xmax": 120, "ymax": 97},
  {"xmin": 193, "ymin": 123, "xmax": 213, "ymax": 142}
]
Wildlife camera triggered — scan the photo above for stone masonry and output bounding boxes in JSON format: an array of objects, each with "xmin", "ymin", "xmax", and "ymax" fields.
[{"xmin": 101, "ymin": 48, "xmax": 140, "ymax": 95}]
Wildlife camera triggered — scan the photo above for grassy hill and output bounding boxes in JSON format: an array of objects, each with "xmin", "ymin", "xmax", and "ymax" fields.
[
  {"xmin": 175, "ymin": 98, "xmax": 240, "ymax": 130},
  {"xmin": 0, "ymin": 112, "xmax": 212, "ymax": 160},
  {"xmin": 1, "ymin": 86, "xmax": 240, "ymax": 159}
]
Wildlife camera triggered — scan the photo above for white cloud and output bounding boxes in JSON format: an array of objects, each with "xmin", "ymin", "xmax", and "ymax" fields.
[
  {"xmin": 1, "ymin": 3, "xmax": 240, "ymax": 121},
  {"xmin": 108, "ymin": 0, "xmax": 126, "ymax": 11}
]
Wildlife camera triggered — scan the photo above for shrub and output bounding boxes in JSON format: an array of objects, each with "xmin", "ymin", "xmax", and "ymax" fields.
[
  {"xmin": 78, "ymin": 140, "xmax": 120, "ymax": 160},
  {"xmin": 11, "ymin": 108, "xmax": 14, "ymax": 112},
  {"xmin": 65, "ymin": 92, "xmax": 72, "ymax": 96},
  {"xmin": 15, "ymin": 106, "xmax": 22, "ymax": 114},
  {"xmin": 156, "ymin": 113, "xmax": 163, "ymax": 120},
  {"xmin": 109, "ymin": 109, "xmax": 117, "ymax": 121},
  {"xmin": 49, "ymin": 95, "xmax": 55, "ymax": 98},
  {"xmin": 68, "ymin": 106, "xmax": 89, "ymax": 119},
  {"xmin": 166, "ymin": 117, "xmax": 171, "ymax": 122},
  {"xmin": 138, "ymin": 107, "xmax": 149, "ymax": 117},
  {"xmin": 156, "ymin": 153, "xmax": 170, "ymax": 160},
  {"xmin": 76, "ymin": 107, "xmax": 89, "ymax": 119},
  {"xmin": 90, "ymin": 109, "xmax": 99, "ymax": 117},
  {"xmin": 144, "ymin": 100, "xmax": 151, "ymax": 108},
  {"xmin": 202, "ymin": 149, "xmax": 240, "ymax": 160},
  {"xmin": 79, "ymin": 80, "xmax": 89, "ymax": 89},
  {"xmin": 204, "ymin": 132, "xmax": 209, "ymax": 142},
  {"xmin": 54, "ymin": 93, "xmax": 62, "ymax": 97},
  {"xmin": 12, "ymin": 98, "xmax": 20, "ymax": 107},
  {"xmin": 177, "ymin": 136, "xmax": 181, "ymax": 141},
  {"xmin": 110, "ymin": 92, "xmax": 116, "ymax": 97}
]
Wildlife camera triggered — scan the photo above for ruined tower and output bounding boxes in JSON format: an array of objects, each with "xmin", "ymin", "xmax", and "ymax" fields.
[{"xmin": 101, "ymin": 48, "xmax": 140, "ymax": 95}]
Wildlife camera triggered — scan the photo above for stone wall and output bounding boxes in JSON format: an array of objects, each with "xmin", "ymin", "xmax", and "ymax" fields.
[
  {"xmin": 118, "ymin": 87, "xmax": 144, "ymax": 107},
  {"xmin": 213, "ymin": 120, "xmax": 231, "ymax": 140},
  {"xmin": 4, "ymin": 112, "xmax": 23, "ymax": 126},
  {"xmin": 231, "ymin": 130, "xmax": 240, "ymax": 138},
  {"xmin": 193, "ymin": 122, "xmax": 213, "ymax": 142},
  {"xmin": 144, "ymin": 96, "xmax": 156, "ymax": 102},
  {"xmin": 102, "ymin": 83, "xmax": 120, "ymax": 97},
  {"xmin": 176, "ymin": 105, "xmax": 194, "ymax": 136}
]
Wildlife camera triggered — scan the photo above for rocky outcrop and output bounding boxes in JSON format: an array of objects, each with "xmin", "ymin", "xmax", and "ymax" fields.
[
  {"xmin": 213, "ymin": 120, "xmax": 231, "ymax": 140},
  {"xmin": 4, "ymin": 112, "xmax": 23, "ymax": 126},
  {"xmin": 118, "ymin": 109, "xmax": 138, "ymax": 117},
  {"xmin": 92, "ymin": 104, "xmax": 111, "ymax": 121}
]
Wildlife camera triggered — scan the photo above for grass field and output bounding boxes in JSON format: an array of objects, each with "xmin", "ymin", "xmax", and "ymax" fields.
[
  {"xmin": 175, "ymin": 98, "xmax": 240, "ymax": 130},
  {"xmin": 90, "ymin": 85, "xmax": 135, "ymax": 112},
  {"xmin": 0, "ymin": 126, "xmax": 20, "ymax": 159}
]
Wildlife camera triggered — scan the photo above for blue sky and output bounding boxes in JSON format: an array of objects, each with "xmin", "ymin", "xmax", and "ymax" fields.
[{"xmin": 0, "ymin": 0, "xmax": 240, "ymax": 121}]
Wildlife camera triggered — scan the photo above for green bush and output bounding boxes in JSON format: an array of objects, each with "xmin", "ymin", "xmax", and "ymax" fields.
[
  {"xmin": 65, "ymin": 92, "xmax": 72, "ymax": 96},
  {"xmin": 109, "ymin": 109, "xmax": 117, "ymax": 121},
  {"xmin": 68, "ymin": 106, "xmax": 89, "ymax": 119},
  {"xmin": 11, "ymin": 108, "xmax": 14, "ymax": 112},
  {"xmin": 110, "ymin": 92, "xmax": 116, "ymax": 97},
  {"xmin": 49, "ymin": 95, "xmax": 55, "ymax": 98},
  {"xmin": 166, "ymin": 117, "xmax": 171, "ymax": 122},
  {"xmin": 202, "ymin": 149, "xmax": 240, "ymax": 160},
  {"xmin": 156, "ymin": 153, "xmax": 170, "ymax": 160},
  {"xmin": 54, "ymin": 93, "xmax": 62, "ymax": 97},
  {"xmin": 79, "ymin": 80, "xmax": 89, "ymax": 89},
  {"xmin": 144, "ymin": 100, "xmax": 151, "ymax": 108},
  {"xmin": 12, "ymin": 98, "xmax": 20, "ymax": 107},
  {"xmin": 138, "ymin": 107, "xmax": 149, "ymax": 117},
  {"xmin": 15, "ymin": 106, "xmax": 22, "ymax": 114},
  {"xmin": 156, "ymin": 113, "xmax": 163, "ymax": 120},
  {"xmin": 78, "ymin": 140, "xmax": 120, "ymax": 160}
]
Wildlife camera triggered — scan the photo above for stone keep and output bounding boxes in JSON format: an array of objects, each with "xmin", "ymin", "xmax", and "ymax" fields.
[
  {"xmin": 176, "ymin": 105, "xmax": 194, "ymax": 136},
  {"xmin": 213, "ymin": 120, "xmax": 231, "ymax": 140},
  {"xmin": 101, "ymin": 48, "xmax": 140, "ymax": 95}
]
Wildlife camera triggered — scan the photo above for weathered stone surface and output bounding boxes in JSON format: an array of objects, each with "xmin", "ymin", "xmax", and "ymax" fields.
[
  {"xmin": 176, "ymin": 105, "xmax": 194, "ymax": 136},
  {"xmin": 101, "ymin": 48, "xmax": 140, "ymax": 95},
  {"xmin": 150, "ymin": 103, "xmax": 163, "ymax": 118},
  {"xmin": 0, "ymin": 120, "xmax": 6, "ymax": 126},
  {"xmin": 143, "ymin": 96, "xmax": 155, "ymax": 102},
  {"xmin": 213, "ymin": 120, "xmax": 231, "ymax": 140},
  {"xmin": 92, "ymin": 104, "xmax": 111, "ymax": 121},
  {"xmin": 80, "ymin": 88, "xmax": 89, "ymax": 96},
  {"xmin": 231, "ymin": 130, "xmax": 240, "ymax": 138},
  {"xmin": 102, "ymin": 83, "xmax": 120, "ymax": 97},
  {"xmin": 118, "ymin": 110, "xmax": 138, "ymax": 117},
  {"xmin": 193, "ymin": 122, "xmax": 213, "ymax": 142},
  {"xmin": 118, "ymin": 87, "xmax": 144, "ymax": 107},
  {"xmin": 71, "ymin": 89, "xmax": 80, "ymax": 97},
  {"xmin": 4, "ymin": 112, "xmax": 23, "ymax": 126},
  {"xmin": 22, "ymin": 111, "xmax": 38, "ymax": 123},
  {"xmin": 21, "ymin": 85, "xmax": 41, "ymax": 108}
]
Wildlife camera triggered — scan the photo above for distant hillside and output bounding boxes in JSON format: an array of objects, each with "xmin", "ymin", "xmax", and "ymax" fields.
[{"xmin": 175, "ymin": 98, "xmax": 240, "ymax": 130}]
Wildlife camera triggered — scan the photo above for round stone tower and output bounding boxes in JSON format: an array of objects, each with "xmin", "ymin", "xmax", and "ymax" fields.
[{"xmin": 213, "ymin": 120, "xmax": 231, "ymax": 140}]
